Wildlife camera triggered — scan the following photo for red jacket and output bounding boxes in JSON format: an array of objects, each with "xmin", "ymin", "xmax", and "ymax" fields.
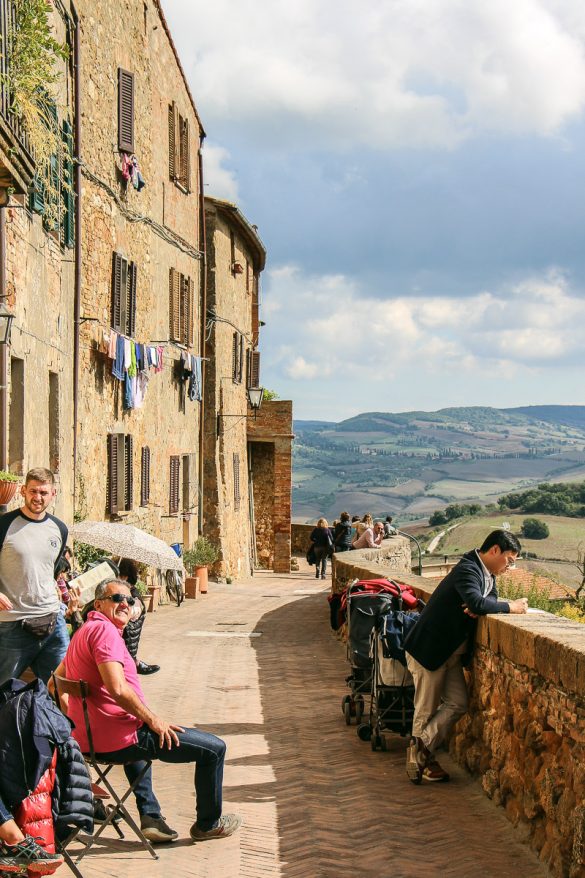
[{"xmin": 13, "ymin": 750, "xmax": 57, "ymax": 853}]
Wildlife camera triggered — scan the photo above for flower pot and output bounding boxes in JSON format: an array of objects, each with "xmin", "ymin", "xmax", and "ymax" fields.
[
  {"xmin": 0, "ymin": 480, "xmax": 18, "ymax": 506},
  {"xmin": 185, "ymin": 576, "xmax": 199, "ymax": 599},
  {"xmin": 195, "ymin": 565, "xmax": 208, "ymax": 594},
  {"xmin": 146, "ymin": 584, "xmax": 161, "ymax": 612}
]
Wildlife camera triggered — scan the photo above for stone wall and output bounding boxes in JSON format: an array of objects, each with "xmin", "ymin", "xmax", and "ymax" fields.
[
  {"xmin": 333, "ymin": 552, "xmax": 585, "ymax": 878},
  {"xmin": 74, "ymin": 0, "xmax": 203, "ymax": 548},
  {"xmin": 291, "ymin": 523, "xmax": 314, "ymax": 554},
  {"xmin": 249, "ymin": 441, "xmax": 274, "ymax": 569},
  {"xmin": 202, "ymin": 198, "xmax": 264, "ymax": 580},
  {"xmin": 331, "ymin": 537, "xmax": 412, "ymax": 593}
]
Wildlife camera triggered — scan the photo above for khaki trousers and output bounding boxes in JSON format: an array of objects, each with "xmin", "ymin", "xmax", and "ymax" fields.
[{"xmin": 405, "ymin": 649, "xmax": 469, "ymax": 755}]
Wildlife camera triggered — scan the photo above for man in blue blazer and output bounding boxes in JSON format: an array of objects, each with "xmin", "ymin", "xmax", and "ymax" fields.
[{"xmin": 404, "ymin": 529, "xmax": 528, "ymax": 783}]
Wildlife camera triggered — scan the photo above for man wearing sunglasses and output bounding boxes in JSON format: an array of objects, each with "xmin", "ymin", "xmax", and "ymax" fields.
[{"xmin": 53, "ymin": 579, "xmax": 241, "ymax": 845}]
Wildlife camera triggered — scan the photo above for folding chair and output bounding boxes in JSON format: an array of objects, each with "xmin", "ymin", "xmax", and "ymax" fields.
[{"xmin": 52, "ymin": 674, "xmax": 159, "ymax": 867}]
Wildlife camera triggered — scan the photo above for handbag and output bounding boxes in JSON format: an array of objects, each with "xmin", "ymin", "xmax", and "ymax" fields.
[{"xmin": 21, "ymin": 612, "xmax": 58, "ymax": 639}]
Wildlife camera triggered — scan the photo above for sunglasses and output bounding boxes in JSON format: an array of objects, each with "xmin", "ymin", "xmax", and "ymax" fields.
[{"xmin": 104, "ymin": 593, "xmax": 136, "ymax": 606}]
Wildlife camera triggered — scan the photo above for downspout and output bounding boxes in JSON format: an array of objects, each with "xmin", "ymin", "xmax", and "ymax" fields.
[
  {"xmin": 197, "ymin": 140, "xmax": 207, "ymax": 535},
  {"xmin": 0, "ymin": 207, "xmax": 7, "ymax": 475},
  {"xmin": 71, "ymin": 2, "xmax": 81, "ymax": 508}
]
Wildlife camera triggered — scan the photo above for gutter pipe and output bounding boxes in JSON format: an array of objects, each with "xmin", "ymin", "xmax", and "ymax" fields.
[
  {"xmin": 71, "ymin": 2, "xmax": 81, "ymax": 507},
  {"xmin": 197, "ymin": 141, "xmax": 207, "ymax": 535}
]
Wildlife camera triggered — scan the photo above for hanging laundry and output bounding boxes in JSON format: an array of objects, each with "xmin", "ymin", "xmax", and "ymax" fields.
[
  {"xmin": 134, "ymin": 371, "xmax": 149, "ymax": 408},
  {"xmin": 189, "ymin": 356, "xmax": 202, "ymax": 402},
  {"xmin": 123, "ymin": 338, "xmax": 132, "ymax": 371},
  {"xmin": 120, "ymin": 153, "xmax": 133, "ymax": 182},
  {"xmin": 112, "ymin": 334, "xmax": 126, "ymax": 380},
  {"xmin": 123, "ymin": 371, "xmax": 134, "ymax": 409},
  {"xmin": 128, "ymin": 341, "xmax": 137, "ymax": 378},
  {"xmin": 155, "ymin": 346, "xmax": 164, "ymax": 373},
  {"xmin": 108, "ymin": 330, "xmax": 118, "ymax": 360}
]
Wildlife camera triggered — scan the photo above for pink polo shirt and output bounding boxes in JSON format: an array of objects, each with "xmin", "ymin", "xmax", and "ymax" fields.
[{"xmin": 64, "ymin": 610, "xmax": 145, "ymax": 754}]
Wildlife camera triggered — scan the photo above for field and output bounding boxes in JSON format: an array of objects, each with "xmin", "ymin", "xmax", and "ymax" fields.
[
  {"xmin": 293, "ymin": 406, "xmax": 585, "ymax": 525},
  {"xmin": 438, "ymin": 514, "xmax": 585, "ymax": 562}
]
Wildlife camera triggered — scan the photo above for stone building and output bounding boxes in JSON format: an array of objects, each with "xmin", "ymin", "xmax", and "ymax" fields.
[
  {"xmin": 203, "ymin": 197, "xmax": 293, "ymax": 577},
  {"xmin": 72, "ymin": 0, "xmax": 205, "ymax": 547},
  {"xmin": 0, "ymin": 0, "xmax": 76, "ymax": 521}
]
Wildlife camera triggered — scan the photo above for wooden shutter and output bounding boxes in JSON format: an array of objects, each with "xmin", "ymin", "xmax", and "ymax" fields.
[
  {"xmin": 169, "ymin": 455, "xmax": 180, "ymax": 514},
  {"xmin": 250, "ymin": 351, "xmax": 261, "ymax": 387},
  {"xmin": 107, "ymin": 434, "xmax": 119, "ymax": 514},
  {"xmin": 238, "ymin": 335, "xmax": 244, "ymax": 383},
  {"xmin": 180, "ymin": 274, "xmax": 188, "ymax": 346},
  {"xmin": 112, "ymin": 253, "xmax": 129, "ymax": 333},
  {"xmin": 232, "ymin": 332, "xmax": 238, "ymax": 381},
  {"xmin": 140, "ymin": 446, "xmax": 150, "ymax": 506},
  {"xmin": 179, "ymin": 115, "xmax": 190, "ymax": 191},
  {"xmin": 246, "ymin": 348, "xmax": 251, "ymax": 388},
  {"xmin": 233, "ymin": 453, "xmax": 240, "ymax": 511},
  {"xmin": 187, "ymin": 277, "xmax": 195, "ymax": 346},
  {"xmin": 168, "ymin": 102, "xmax": 177, "ymax": 180},
  {"xmin": 118, "ymin": 68, "xmax": 134, "ymax": 153},
  {"xmin": 169, "ymin": 268, "xmax": 180, "ymax": 341},
  {"xmin": 182, "ymin": 452, "xmax": 196, "ymax": 511},
  {"xmin": 124, "ymin": 434, "xmax": 133, "ymax": 511},
  {"xmin": 127, "ymin": 261, "xmax": 137, "ymax": 337}
]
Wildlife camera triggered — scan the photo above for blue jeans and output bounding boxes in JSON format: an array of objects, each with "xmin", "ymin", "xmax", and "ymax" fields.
[
  {"xmin": 0, "ymin": 614, "xmax": 69, "ymax": 686},
  {"xmin": 96, "ymin": 724, "xmax": 226, "ymax": 831},
  {"xmin": 0, "ymin": 792, "xmax": 12, "ymax": 826}
]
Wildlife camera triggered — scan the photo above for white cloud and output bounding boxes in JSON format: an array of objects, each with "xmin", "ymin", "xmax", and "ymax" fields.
[
  {"xmin": 202, "ymin": 143, "xmax": 239, "ymax": 201},
  {"xmin": 164, "ymin": 0, "xmax": 585, "ymax": 149}
]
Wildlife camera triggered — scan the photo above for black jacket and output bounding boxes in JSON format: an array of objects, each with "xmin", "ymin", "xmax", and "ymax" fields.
[
  {"xmin": 0, "ymin": 678, "xmax": 93, "ymax": 837},
  {"xmin": 333, "ymin": 522, "xmax": 352, "ymax": 550},
  {"xmin": 404, "ymin": 550, "xmax": 510, "ymax": 671},
  {"xmin": 310, "ymin": 527, "xmax": 333, "ymax": 548}
]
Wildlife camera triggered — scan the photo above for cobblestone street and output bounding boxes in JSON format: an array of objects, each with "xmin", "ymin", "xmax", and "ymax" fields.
[{"xmin": 74, "ymin": 566, "xmax": 548, "ymax": 878}]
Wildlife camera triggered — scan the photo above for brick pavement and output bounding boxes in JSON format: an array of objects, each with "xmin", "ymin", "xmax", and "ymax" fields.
[{"xmin": 72, "ymin": 565, "xmax": 549, "ymax": 878}]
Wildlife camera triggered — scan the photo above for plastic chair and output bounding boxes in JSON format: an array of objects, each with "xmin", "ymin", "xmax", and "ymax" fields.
[{"xmin": 51, "ymin": 674, "xmax": 158, "ymax": 866}]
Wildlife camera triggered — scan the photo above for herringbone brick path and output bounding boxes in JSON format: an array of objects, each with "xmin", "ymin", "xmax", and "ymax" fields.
[{"xmin": 71, "ymin": 566, "xmax": 548, "ymax": 878}]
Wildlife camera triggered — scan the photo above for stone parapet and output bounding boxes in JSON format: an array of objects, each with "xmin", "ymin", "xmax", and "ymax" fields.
[
  {"xmin": 291, "ymin": 523, "xmax": 314, "ymax": 554},
  {"xmin": 331, "ymin": 552, "xmax": 585, "ymax": 878},
  {"xmin": 331, "ymin": 537, "xmax": 412, "ymax": 593}
]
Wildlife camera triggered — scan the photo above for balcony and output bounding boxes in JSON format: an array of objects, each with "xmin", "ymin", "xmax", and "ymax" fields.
[{"xmin": 0, "ymin": 0, "xmax": 35, "ymax": 193}]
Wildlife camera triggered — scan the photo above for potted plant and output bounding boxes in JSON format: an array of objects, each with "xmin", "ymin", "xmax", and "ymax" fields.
[
  {"xmin": 183, "ymin": 537, "xmax": 219, "ymax": 595},
  {"xmin": 0, "ymin": 471, "xmax": 20, "ymax": 506}
]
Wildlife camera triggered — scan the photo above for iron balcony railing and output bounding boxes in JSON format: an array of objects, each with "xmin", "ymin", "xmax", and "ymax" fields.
[{"xmin": 0, "ymin": 0, "xmax": 33, "ymax": 180}]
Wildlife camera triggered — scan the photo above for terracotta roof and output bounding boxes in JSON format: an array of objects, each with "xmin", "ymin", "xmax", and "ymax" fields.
[
  {"xmin": 499, "ymin": 567, "xmax": 574, "ymax": 602},
  {"xmin": 153, "ymin": 0, "xmax": 205, "ymax": 137}
]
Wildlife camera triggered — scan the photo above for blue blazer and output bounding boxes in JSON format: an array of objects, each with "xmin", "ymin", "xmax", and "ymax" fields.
[{"xmin": 404, "ymin": 550, "xmax": 510, "ymax": 671}]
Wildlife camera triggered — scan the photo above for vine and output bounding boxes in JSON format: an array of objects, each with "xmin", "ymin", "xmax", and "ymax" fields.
[{"xmin": 0, "ymin": 0, "xmax": 70, "ymax": 225}]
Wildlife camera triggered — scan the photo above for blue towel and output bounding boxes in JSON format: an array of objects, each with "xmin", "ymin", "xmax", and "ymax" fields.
[{"xmin": 112, "ymin": 334, "xmax": 125, "ymax": 380}]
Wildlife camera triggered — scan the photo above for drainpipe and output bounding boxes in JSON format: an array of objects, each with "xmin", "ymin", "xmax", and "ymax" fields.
[
  {"xmin": 71, "ymin": 2, "xmax": 81, "ymax": 507},
  {"xmin": 197, "ymin": 140, "xmax": 207, "ymax": 536},
  {"xmin": 0, "ymin": 207, "xmax": 7, "ymax": 474}
]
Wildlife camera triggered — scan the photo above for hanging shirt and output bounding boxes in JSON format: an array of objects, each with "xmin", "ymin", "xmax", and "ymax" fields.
[
  {"xmin": 123, "ymin": 339, "xmax": 132, "ymax": 371},
  {"xmin": 188, "ymin": 356, "xmax": 202, "ymax": 402},
  {"xmin": 128, "ymin": 341, "xmax": 137, "ymax": 378},
  {"xmin": 107, "ymin": 331, "xmax": 118, "ymax": 360},
  {"xmin": 123, "ymin": 371, "xmax": 134, "ymax": 409},
  {"xmin": 155, "ymin": 346, "xmax": 164, "ymax": 373},
  {"xmin": 112, "ymin": 334, "xmax": 125, "ymax": 380}
]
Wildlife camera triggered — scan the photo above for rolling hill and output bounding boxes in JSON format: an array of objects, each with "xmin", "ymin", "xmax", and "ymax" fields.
[{"xmin": 293, "ymin": 405, "xmax": 585, "ymax": 523}]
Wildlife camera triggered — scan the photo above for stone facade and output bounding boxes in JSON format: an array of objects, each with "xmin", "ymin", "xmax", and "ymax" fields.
[
  {"xmin": 2, "ymin": 0, "xmax": 75, "ymax": 521},
  {"xmin": 247, "ymin": 400, "xmax": 293, "ymax": 574},
  {"xmin": 202, "ymin": 197, "xmax": 265, "ymax": 578},
  {"xmin": 74, "ymin": 0, "xmax": 203, "ymax": 546},
  {"xmin": 333, "ymin": 552, "xmax": 585, "ymax": 878}
]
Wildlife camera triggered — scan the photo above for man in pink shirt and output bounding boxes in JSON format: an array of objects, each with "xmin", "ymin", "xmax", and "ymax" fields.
[
  {"xmin": 352, "ymin": 522, "xmax": 384, "ymax": 550},
  {"xmin": 53, "ymin": 579, "xmax": 241, "ymax": 845}
]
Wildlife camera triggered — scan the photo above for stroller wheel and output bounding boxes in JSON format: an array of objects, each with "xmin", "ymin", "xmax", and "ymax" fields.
[
  {"xmin": 371, "ymin": 733, "xmax": 380, "ymax": 751},
  {"xmin": 341, "ymin": 695, "xmax": 351, "ymax": 716},
  {"xmin": 357, "ymin": 723, "xmax": 372, "ymax": 742},
  {"xmin": 344, "ymin": 699, "xmax": 353, "ymax": 725},
  {"xmin": 355, "ymin": 696, "xmax": 364, "ymax": 723}
]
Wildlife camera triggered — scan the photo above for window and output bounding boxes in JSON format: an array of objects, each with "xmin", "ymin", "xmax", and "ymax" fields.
[
  {"xmin": 233, "ymin": 453, "xmax": 241, "ymax": 511},
  {"xmin": 48, "ymin": 372, "xmax": 59, "ymax": 473},
  {"xmin": 169, "ymin": 268, "xmax": 194, "ymax": 345},
  {"xmin": 168, "ymin": 102, "xmax": 190, "ymax": 192},
  {"xmin": 112, "ymin": 253, "xmax": 137, "ymax": 336},
  {"xmin": 182, "ymin": 452, "xmax": 197, "ymax": 512},
  {"xmin": 232, "ymin": 332, "xmax": 244, "ymax": 383},
  {"xmin": 140, "ymin": 446, "xmax": 151, "ymax": 506},
  {"xmin": 247, "ymin": 350, "xmax": 261, "ymax": 389},
  {"xmin": 61, "ymin": 119, "xmax": 74, "ymax": 248},
  {"xmin": 169, "ymin": 455, "xmax": 180, "ymax": 515},
  {"xmin": 118, "ymin": 68, "xmax": 135, "ymax": 153},
  {"xmin": 9, "ymin": 357, "xmax": 24, "ymax": 475},
  {"xmin": 107, "ymin": 433, "xmax": 133, "ymax": 514}
]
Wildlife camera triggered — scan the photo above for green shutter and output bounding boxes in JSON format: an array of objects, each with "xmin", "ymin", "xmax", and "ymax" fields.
[
  {"xmin": 28, "ymin": 177, "xmax": 45, "ymax": 215},
  {"xmin": 62, "ymin": 119, "xmax": 75, "ymax": 248}
]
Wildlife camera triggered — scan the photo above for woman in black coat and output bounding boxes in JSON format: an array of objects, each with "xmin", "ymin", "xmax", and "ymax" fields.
[
  {"xmin": 310, "ymin": 518, "xmax": 334, "ymax": 580},
  {"xmin": 333, "ymin": 511, "xmax": 353, "ymax": 552}
]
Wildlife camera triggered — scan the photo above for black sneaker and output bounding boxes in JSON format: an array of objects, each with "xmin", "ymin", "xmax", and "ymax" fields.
[
  {"xmin": 140, "ymin": 815, "xmax": 178, "ymax": 843},
  {"xmin": 0, "ymin": 836, "xmax": 64, "ymax": 874},
  {"xmin": 190, "ymin": 813, "xmax": 242, "ymax": 841},
  {"xmin": 137, "ymin": 661, "xmax": 160, "ymax": 675}
]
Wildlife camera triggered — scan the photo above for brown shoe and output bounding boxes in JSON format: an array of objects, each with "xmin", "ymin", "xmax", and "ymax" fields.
[
  {"xmin": 421, "ymin": 759, "xmax": 450, "ymax": 782},
  {"xmin": 406, "ymin": 736, "xmax": 430, "ymax": 784}
]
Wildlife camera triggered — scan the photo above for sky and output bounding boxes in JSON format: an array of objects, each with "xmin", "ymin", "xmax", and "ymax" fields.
[{"xmin": 163, "ymin": 0, "xmax": 585, "ymax": 421}]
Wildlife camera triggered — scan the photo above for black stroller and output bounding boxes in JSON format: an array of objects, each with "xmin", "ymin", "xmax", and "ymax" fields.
[
  {"xmin": 341, "ymin": 579, "xmax": 417, "ymax": 727},
  {"xmin": 367, "ymin": 597, "xmax": 421, "ymax": 750}
]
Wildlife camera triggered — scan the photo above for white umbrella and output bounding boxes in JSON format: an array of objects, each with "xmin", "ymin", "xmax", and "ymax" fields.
[{"xmin": 70, "ymin": 521, "xmax": 184, "ymax": 572}]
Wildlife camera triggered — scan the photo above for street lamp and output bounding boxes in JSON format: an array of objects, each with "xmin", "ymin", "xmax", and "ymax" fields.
[
  {"xmin": 0, "ymin": 302, "xmax": 14, "ymax": 345},
  {"xmin": 216, "ymin": 386, "xmax": 265, "ymax": 439}
]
